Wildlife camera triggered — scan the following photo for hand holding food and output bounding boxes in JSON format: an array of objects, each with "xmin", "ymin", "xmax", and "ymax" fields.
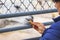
[{"xmin": 29, "ymin": 20, "xmax": 46, "ymax": 34}]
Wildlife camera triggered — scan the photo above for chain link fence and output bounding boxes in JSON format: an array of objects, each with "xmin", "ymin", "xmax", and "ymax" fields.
[
  {"xmin": 0, "ymin": 0, "xmax": 55, "ymax": 14},
  {"xmin": 0, "ymin": 0, "xmax": 56, "ymax": 40}
]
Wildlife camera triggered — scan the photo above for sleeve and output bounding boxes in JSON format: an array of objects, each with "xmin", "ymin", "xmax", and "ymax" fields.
[
  {"xmin": 52, "ymin": 16, "xmax": 60, "ymax": 22},
  {"xmin": 39, "ymin": 21, "xmax": 60, "ymax": 40}
]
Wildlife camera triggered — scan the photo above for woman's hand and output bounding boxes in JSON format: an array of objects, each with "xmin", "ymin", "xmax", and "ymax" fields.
[{"xmin": 29, "ymin": 21, "xmax": 46, "ymax": 34}]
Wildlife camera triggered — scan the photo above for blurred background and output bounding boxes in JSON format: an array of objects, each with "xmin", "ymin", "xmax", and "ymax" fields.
[{"xmin": 0, "ymin": 0, "xmax": 58, "ymax": 40}]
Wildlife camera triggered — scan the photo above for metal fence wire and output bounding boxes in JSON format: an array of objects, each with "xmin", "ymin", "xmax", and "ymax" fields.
[
  {"xmin": 0, "ymin": 0, "xmax": 55, "ymax": 14},
  {"xmin": 0, "ymin": 0, "xmax": 57, "ymax": 33}
]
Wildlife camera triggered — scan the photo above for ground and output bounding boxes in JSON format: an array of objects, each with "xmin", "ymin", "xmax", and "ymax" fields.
[{"xmin": 0, "ymin": 13, "xmax": 57, "ymax": 40}]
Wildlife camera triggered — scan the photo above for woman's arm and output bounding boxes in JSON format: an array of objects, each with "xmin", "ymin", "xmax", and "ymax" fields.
[{"xmin": 29, "ymin": 20, "xmax": 60, "ymax": 40}]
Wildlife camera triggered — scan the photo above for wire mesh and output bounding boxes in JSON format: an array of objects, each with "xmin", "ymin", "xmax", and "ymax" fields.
[{"xmin": 0, "ymin": 0, "xmax": 55, "ymax": 14}]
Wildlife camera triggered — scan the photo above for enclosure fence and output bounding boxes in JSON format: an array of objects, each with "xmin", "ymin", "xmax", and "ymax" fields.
[
  {"xmin": 0, "ymin": 0, "xmax": 58, "ymax": 40},
  {"xmin": 0, "ymin": 0, "xmax": 56, "ymax": 14}
]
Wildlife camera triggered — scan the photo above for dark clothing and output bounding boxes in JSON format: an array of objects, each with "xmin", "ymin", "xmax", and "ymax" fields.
[{"xmin": 40, "ymin": 16, "xmax": 60, "ymax": 40}]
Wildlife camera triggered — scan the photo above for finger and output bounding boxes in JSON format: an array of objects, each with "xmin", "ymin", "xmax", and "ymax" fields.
[
  {"xmin": 34, "ymin": 27, "xmax": 44, "ymax": 34},
  {"xmin": 29, "ymin": 21, "xmax": 45, "ymax": 29},
  {"xmin": 33, "ymin": 25, "xmax": 44, "ymax": 31},
  {"xmin": 33, "ymin": 25, "xmax": 39, "ymax": 30},
  {"xmin": 33, "ymin": 23, "xmax": 45, "ymax": 29},
  {"xmin": 29, "ymin": 21, "xmax": 38, "ymax": 25},
  {"xmin": 38, "ymin": 30, "xmax": 44, "ymax": 34}
]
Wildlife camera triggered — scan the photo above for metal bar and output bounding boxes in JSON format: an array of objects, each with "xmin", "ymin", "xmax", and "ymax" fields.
[
  {"xmin": 0, "ymin": 9, "xmax": 57, "ymax": 19},
  {"xmin": 0, "ymin": 21, "xmax": 54, "ymax": 33},
  {"xmin": 0, "ymin": 25, "xmax": 32, "ymax": 33},
  {"xmin": 43, "ymin": 21, "xmax": 54, "ymax": 26}
]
